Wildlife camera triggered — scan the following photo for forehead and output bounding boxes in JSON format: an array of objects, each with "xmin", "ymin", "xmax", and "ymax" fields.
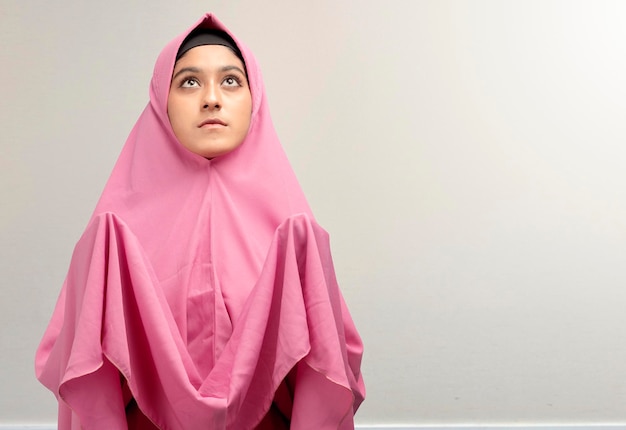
[{"xmin": 173, "ymin": 45, "xmax": 244, "ymax": 70}]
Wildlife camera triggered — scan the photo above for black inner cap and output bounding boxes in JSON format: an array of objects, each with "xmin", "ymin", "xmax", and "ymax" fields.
[{"xmin": 176, "ymin": 28, "xmax": 245, "ymax": 66}]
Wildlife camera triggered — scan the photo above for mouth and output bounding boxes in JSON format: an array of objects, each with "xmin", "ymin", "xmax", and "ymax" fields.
[{"xmin": 199, "ymin": 118, "xmax": 227, "ymax": 128}]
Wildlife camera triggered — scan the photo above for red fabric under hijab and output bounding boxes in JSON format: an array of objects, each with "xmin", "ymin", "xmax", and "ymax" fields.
[{"xmin": 35, "ymin": 12, "xmax": 365, "ymax": 430}]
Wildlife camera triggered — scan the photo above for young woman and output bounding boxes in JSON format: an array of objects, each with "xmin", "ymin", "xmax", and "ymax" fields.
[{"xmin": 36, "ymin": 13, "xmax": 365, "ymax": 429}]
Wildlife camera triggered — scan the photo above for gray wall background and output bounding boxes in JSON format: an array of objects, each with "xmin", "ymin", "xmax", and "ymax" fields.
[{"xmin": 2, "ymin": 0, "xmax": 626, "ymax": 426}]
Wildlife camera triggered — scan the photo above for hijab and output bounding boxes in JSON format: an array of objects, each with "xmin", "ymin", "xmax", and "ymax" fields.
[
  {"xmin": 93, "ymin": 13, "xmax": 313, "ymax": 332},
  {"xmin": 36, "ymin": 13, "xmax": 364, "ymax": 429}
]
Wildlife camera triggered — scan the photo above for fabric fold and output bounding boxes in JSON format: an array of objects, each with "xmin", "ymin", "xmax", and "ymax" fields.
[{"xmin": 36, "ymin": 213, "xmax": 364, "ymax": 429}]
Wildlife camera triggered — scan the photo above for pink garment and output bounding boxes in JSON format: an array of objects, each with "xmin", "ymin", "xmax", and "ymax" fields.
[{"xmin": 35, "ymin": 13, "xmax": 365, "ymax": 430}]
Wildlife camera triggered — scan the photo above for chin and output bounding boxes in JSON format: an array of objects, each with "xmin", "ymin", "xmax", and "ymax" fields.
[
  {"xmin": 198, "ymin": 146, "xmax": 240, "ymax": 159},
  {"xmin": 181, "ymin": 140, "xmax": 236, "ymax": 159}
]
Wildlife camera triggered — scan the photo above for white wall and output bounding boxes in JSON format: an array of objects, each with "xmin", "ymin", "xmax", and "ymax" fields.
[{"xmin": 2, "ymin": 0, "xmax": 626, "ymax": 426}]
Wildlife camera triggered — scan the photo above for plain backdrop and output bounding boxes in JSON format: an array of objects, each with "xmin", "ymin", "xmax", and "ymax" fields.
[{"xmin": 2, "ymin": 0, "xmax": 626, "ymax": 426}]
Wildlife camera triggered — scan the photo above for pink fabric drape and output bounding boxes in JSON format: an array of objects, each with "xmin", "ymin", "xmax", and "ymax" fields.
[{"xmin": 35, "ymin": 13, "xmax": 364, "ymax": 429}]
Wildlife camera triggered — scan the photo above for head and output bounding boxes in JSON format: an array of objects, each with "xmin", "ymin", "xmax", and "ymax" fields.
[{"xmin": 167, "ymin": 29, "xmax": 252, "ymax": 159}]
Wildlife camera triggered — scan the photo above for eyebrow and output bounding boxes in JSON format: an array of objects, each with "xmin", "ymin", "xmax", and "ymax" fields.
[{"xmin": 172, "ymin": 65, "xmax": 247, "ymax": 81}]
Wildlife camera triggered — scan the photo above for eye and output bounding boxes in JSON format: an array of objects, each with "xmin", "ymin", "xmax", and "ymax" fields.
[
  {"xmin": 222, "ymin": 76, "xmax": 242, "ymax": 87},
  {"xmin": 180, "ymin": 77, "xmax": 200, "ymax": 88}
]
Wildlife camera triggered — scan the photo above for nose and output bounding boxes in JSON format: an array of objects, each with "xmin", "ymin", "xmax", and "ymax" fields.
[{"xmin": 202, "ymin": 82, "xmax": 221, "ymax": 110}]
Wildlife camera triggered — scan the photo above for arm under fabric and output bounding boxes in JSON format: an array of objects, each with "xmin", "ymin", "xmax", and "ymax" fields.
[{"xmin": 35, "ymin": 212, "xmax": 365, "ymax": 430}]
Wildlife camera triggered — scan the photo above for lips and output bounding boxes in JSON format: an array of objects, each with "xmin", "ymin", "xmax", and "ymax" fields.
[{"xmin": 199, "ymin": 118, "xmax": 227, "ymax": 127}]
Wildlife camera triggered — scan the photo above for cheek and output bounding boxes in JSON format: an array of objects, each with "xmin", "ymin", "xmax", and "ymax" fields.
[
  {"xmin": 166, "ymin": 96, "xmax": 177, "ymax": 127},
  {"xmin": 239, "ymin": 97, "xmax": 253, "ymax": 130},
  {"xmin": 167, "ymin": 96, "xmax": 186, "ymax": 122},
  {"xmin": 166, "ymin": 97, "xmax": 187, "ymax": 142}
]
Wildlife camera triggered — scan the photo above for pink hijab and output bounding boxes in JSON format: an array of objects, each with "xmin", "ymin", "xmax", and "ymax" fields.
[{"xmin": 36, "ymin": 13, "xmax": 364, "ymax": 429}]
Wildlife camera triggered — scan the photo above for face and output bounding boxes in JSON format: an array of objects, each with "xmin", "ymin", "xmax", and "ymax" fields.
[{"xmin": 167, "ymin": 44, "xmax": 252, "ymax": 159}]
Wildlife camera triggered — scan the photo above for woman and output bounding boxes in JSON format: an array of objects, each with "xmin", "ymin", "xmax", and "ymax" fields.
[{"xmin": 35, "ymin": 13, "xmax": 365, "ymax": 429}]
